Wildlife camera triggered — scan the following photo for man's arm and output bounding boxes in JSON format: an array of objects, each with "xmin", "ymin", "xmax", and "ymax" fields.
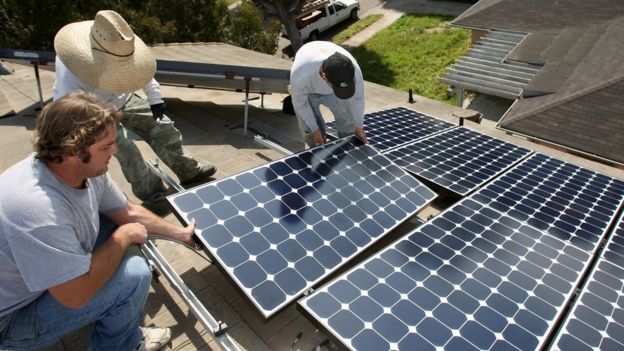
[
  {"xmin": 105, "ymin": 201, "xmax": 197, "ymax": 246},
  {"xmin": 351, "ymin": 65, "xmax": 367, "ymax": 143},
  {"xmin": 47, "ymin": 222, "xmax": 148, "ymax": 308},
  {"xmin": 143, "ymin": 78, "xmax": 164, "ymax": 106}
]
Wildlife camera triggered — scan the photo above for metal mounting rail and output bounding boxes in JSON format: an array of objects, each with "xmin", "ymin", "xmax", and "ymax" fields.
[
  {"xmin": 140, "ymin": 242, "xmax": 240, "ymax": 350},
  {"xmin": 253, "ymin": 135, "xmax": 294, "ymax": 156},
  {"xmin": 146, "ymin": 160, "xmax": 185, "ymax": 193},
  {"xmin": 143, "ymin": 159, "xmax": 240, "ymax": 350}
]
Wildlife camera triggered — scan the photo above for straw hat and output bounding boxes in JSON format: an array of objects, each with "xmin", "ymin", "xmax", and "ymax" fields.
[{"xmin": 54, "ymin": 10, "xmax": 156, "ymax": 93}]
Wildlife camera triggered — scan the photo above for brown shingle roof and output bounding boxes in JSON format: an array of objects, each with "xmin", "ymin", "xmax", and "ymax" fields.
[
  {"xmin": 453, "ymin": 0, "xmax": 624, "ymax": 32},
  {"xmin": 500, "ymin": 79, "xmax": 624, "ymax": 163},
  {"xmin": 451, "ymin": 0, "xmax": 624, "ymax": 164}
]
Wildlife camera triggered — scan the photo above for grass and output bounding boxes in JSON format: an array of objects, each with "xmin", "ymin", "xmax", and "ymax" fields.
[
  {"xmin": 333, "ymin": 14, "xmax": 384, "ymax": 44},
  {"xmin": 351, "ymin": 14, "xmax": 471, "ymax": 103}
]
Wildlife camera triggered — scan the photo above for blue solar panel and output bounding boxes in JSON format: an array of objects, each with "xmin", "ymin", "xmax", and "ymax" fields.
[
  {"xmin": 168, "ymin": 137, "xmax": 437, "ymax": 318},
  {"xmin": 471, "ymin": 153, "xmax": 624, "ymax": 247},
  {"xmin": 552, "ymin": 211, "xmax": 624, "ymax": 351},
  {"xmin": 299, "ymin": 153, "xmax": 624, "ymax": 350},
  {"xmin": 386, "ymin": 127, "xmax": 532, "ymax": 195},
  {"xmin": 300, "ymin": 197, "xmax": 601, "ymax": 350},
  {"xmin": 325, "ymin": 106, "xmax": 455, "ymax": 152}
]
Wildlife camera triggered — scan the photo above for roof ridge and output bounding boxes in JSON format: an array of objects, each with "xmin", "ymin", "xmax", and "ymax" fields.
[
  {"xmin": 453, "ymin": 0, "xmax": 504, "ymax": 27},
  {"xmin": 499, "ymin": 72, "xmax": 624, "ymax": 125}
]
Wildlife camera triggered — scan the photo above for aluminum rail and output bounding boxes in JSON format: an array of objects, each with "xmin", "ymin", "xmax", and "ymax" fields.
[
  {"xmin": 140, "ymin": 242, "xmax": 240, "ymax": 350},
  {"xmin": 0, "ymin": 49, "xmax": 291, "ymax": 134},
  {"xmin": 253, "ymin": 134, "xmax": 294, "ymax": 157},
  {"xmin": 143, "ymin": 160, "xmax": 241, "ymax": 351}
]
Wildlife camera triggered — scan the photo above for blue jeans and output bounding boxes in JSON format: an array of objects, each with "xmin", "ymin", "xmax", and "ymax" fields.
[
  {"xmin": 0, "ymin": 215, "xmax": 151, "ymax": 351},
  {"xmin": 298, "ymin": 93, "xmax": 356, "ymax": 147}
]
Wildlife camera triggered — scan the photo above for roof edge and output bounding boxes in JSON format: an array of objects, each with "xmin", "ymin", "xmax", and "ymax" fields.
[
  {"xmin": 500, "ymin": 73, "xmax": 624, "ymax": 125},
  {"xmin": 494, "ymin": 124, "xmax": 624, "ymax": 168}
]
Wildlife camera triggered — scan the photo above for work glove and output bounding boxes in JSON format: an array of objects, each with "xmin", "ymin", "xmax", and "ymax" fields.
[{"xmin": 150, "ymin": 102, "xmax": 166, "ymax": 120}]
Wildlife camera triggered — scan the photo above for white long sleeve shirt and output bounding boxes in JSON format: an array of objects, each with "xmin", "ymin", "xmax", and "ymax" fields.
[
  {"xmin": 52, "ymin": 56, "xmax": 164, "ymax": 109},
  {"xmin": 290, "ymin": 41, "xmax": 365, "ymax": 131}
]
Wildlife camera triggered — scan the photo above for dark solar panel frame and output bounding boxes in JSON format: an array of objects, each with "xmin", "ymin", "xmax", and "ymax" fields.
[
  {"xmin": 299, "ymin": 196, "xmax": 603, "ymax": 351},
  {"xmin": 386, "ymin": 127, "xmax": 533, "ymax": 195},
  {"xmin": 168, "ymin": 137, "xmax": 437, "ymax": 318},
  {"xmin": 552, "ymin": 210, "xmax": 624, "ymax": 351},
  {"xmin": 324, "ymin": 106, "xmax": 455, "ymax": 152}
]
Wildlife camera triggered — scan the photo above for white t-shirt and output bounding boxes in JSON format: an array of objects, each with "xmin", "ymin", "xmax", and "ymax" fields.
[
  {"xmin": 290, "ymin": 41, "xmax": 365, "ymax": 131},
  {"xmin": 0, "ymin": 154, "xmax": 127, "ymax": 331},
  {"xmin": 52, "ymin": 56, "xmax": 164, "ymax": 108}
]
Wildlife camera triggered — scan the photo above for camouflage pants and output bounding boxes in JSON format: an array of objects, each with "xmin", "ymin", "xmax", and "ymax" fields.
[{"xmin": 114, "ymin": 94, "xmax": 201, "ymax": 201}]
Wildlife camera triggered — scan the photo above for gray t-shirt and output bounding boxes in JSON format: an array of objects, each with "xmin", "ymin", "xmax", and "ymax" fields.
[{"xmin": 0, "ymin": 154, "xmax": 127, "ymax": 331}]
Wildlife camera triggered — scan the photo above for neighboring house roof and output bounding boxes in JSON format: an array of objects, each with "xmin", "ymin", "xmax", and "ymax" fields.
[
  {"xmin": 446, "ymin": 0, "xmax": 624, "ymax": 164},
  {"xmin": 453, "ymin": 0, "xmax": 624, "ymax": 32}
]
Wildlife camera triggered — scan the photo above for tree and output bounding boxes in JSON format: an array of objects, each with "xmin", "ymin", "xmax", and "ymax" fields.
[
  {"xmin": 251, "ymin": 0, "xmax": 307, "ymax": 53},
  {"xmin": 0, "ymin": 0, "xmax": 229, "ymax": 51},
  {"xmin": 225, "ymin": 1, "xmax": 281, "ymax": 55},
  {"xmin": 128, "ymin": 0, "xmax": 229, "ymax": 44},
  {"xmin": 0, "ymin": 0, "xmax": 121, "ymax": 50}
]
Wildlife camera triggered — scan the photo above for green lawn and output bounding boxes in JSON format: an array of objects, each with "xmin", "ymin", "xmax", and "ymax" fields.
[
  {"xmin": 351, "ymin": 14, "xmax": 471, "ymax": 103},
  {"xmin": 333, "ymin": 14, "xmax": 383, "ymax": 44}
]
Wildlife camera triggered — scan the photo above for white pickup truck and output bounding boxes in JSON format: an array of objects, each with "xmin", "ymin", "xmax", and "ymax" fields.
[{"xmin": 289, "ymin": 0, "xmax": 360, "ymax": 42}]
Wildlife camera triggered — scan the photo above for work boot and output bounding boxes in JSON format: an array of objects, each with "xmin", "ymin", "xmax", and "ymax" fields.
[
  {"xmin": 0, "ymin": 62, "xmax": 12, "ymax": 75},
  {"xmin": 134, "ymin": 327, "xmax": 171, "ymax": 351},
  {"xmin": 180, "ymin": 165, "xmax": 217, "ymax": 188},
  {"xmin": 141, "ymin": 196, "xmax": 172, "ymax": 216}
]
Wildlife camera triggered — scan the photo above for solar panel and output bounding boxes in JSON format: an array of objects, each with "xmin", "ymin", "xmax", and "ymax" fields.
[
  {"xmin": 471, "ymin": 153, "xmax": 624, "ymax": 247},
  {"xmin": 552, "ymin": 211, "xmax": 624, "ymax": 351},
  {"xmin": 299, "ymin": 197, "xmax": 601, "ymax": 350},
  {"xmin": 325, "ymin": 106, "xmax": 455, "ymax": 152},
  {"xmin": 386, "ymin": 127, "xmax": 532, "ymax": 195},
  {"xmin": 168, "ymin": 137, "xmax": 437, "ymax": 318}
]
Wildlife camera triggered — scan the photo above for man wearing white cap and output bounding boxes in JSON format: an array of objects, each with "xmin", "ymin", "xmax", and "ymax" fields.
[
  {"xmin": 52, "ymin": 10, "xmax": 217, "ymax": 215},
  {"xmin": 290, "ymin": 41, "xmax": 368, "ymax": 147}
]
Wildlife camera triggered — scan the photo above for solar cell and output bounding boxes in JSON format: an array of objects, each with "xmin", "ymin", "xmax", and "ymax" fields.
[
  {"xmin": 386, "ymin": 127, "xmax": 532, "ymax": 195},
  {"xmin": 168, "ymin": 137, "xmax": 437, "ymax": 318},
  {"xmin": 552, "ymin": 210, "xmax": 624, "ymax": 351},
  {"xmin": 299, "ymin": 198, "xmax": 603, "ymax": 350},
  {"xmin": 471, "ymin": 153, "xmax": 624, "ymax": 247},
  {"xmin": 325, "ymin": 106, "xmax": 455, "ymax": 152}
]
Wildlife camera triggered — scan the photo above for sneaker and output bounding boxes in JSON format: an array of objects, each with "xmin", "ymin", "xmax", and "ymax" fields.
[
  {"xmin": 135, "ymin": 327, "xmax": 171, "ymax": 351},
  {"xmin": 141, "ymin": 197, "xmax": 172, "ymax": 216},
  {"xmin": 180, "ymin": 165, "xmax": 217, "ymax": 188}
]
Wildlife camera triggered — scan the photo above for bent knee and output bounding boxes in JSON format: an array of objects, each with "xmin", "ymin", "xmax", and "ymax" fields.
[{"xmin": 120, "ymin": 255, "xmax": 152, "ymax": 289}]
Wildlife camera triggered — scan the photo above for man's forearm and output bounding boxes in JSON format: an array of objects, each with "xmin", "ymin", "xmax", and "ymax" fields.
[
  {"xmin": 124, "ymin": 202, "xmax": 189, "ymax": 241},
  {"xmin": 47, "ymin": 230, "xmax": 132, "ymax": 308}
]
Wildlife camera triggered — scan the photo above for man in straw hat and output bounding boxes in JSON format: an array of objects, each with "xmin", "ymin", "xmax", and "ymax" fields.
[
  {"xmin": 0, "ymin": 92, "xmax": 198, "ymax": 350},
  {"xmin": 53, "ymin": 10, "xmax": 217, "ymax": 216},
  {"xmin": 290, "ymin": 41, "xmax": 368, "ymax": 147}
]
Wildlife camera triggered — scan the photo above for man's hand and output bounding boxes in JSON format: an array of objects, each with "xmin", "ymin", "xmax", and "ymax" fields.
[
  {"xmin": 354, "ymin": 127, "xmax": 368, "ymax": 144},
  {"xmin": 114, "ymin": 222, "xmax": 148, "ymax": 245},
  {"xmin": 150, "ymin": 102, "xmax": 166, "ymax": 120},
  {"xmin": 312, "ymin": 129, "xmax": 325, "ymax": 146},
  {"xmin": 177, "ymin": 218, "xmax": 199, "ymax": 249}
]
